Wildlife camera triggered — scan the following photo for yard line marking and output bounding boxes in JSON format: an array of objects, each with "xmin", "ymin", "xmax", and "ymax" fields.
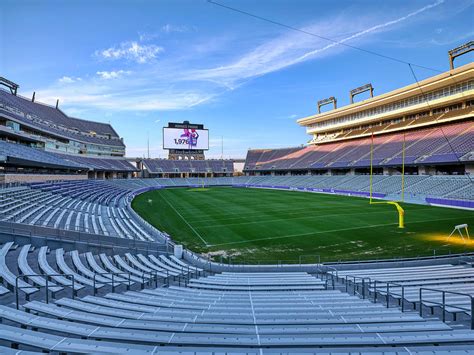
[
  {"xmin": 197, "ymin": 207, "xmax": 435, "ymax": 230},
  {"xmin": 208, "ymin": 223, "xmax": 397, "ymax": 246},
  {"xmin": 207, "ymin": 216, "xmax": 468, "ymax": 247},
  {"xmin": 185, "ymin": 204, "xmax": 369, "ymax": 224},
  {"xmin": 159, "ymin": 190, "xmax": 209, "ymax": 246}
]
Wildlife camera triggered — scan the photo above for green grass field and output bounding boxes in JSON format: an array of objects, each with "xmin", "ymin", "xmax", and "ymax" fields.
[{"xmin": 132, "ymin": 187, "xmax": 474, "ymax": 263}]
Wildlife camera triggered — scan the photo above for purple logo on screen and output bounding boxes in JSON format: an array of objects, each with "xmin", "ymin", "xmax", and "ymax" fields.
[{"xmin": 174, "ymin": 128, "xmax": 199, "ymax": 148}]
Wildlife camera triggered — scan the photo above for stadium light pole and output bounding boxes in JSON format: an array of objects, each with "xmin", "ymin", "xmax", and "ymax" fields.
[
  {"xmin": 147, "ymin": 132, "xmax": 150, "ymax": 159},
  {"xmin": 221, "ymin": 136, "xmax": 224, "ymax": 160}
]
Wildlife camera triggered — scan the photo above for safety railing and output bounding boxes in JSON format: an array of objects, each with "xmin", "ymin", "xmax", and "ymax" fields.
[
  {"xmin": 345, "ymin": 276, "xmax": 371, "ymax": 299},
  {"xmin": 93, "ymin": 270, "xmax": 170, "ymax": 293},
  {"xmin": 419, "ymin": 287, "xmax": 474, "ymax": 329},
  {"xmin": 176, "ymin": 264, "xmax": 199, "ymax": 286},
  {"xmin": 325, "ymin": 266, "xmax": 338, "ymax": 280},
  {"xmin": 0, "ymin": 220, "xmax": 167, "ymax": 256},
  {"xmin": 15, "ymin": 273, "xmax": 75, "ymax": 309},
  {"xmin": 216, "ymin": 254, "xmax": 321, "ymax": 266},
  {"xmin": 339, "ymin": 276, "xmax": 409, "ymax": 311},
  {"xmin": 92, "ymin": 272, "xmax": 132, "ymax": 295},
  {"xmin": 323, "ymin": 278, "xmax": 335, "ymax": 290},
  {"xmin": 371, "ymin": 281, "xmax": 407, "ymax": 311}
]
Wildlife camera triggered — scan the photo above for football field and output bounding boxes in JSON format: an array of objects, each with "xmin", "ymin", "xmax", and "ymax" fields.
[{"xmin": 132, "ymin": 187, "xmax": 474, "ymax": 263}]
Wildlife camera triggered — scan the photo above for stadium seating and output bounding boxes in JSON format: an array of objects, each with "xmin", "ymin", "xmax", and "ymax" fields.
[
  {"xmin": 0, "ymin": 140, "xmax": 86, "ymax": 169},
  {"xmin": 0, "ymin": 243, "xmax": 192, "ymax": 298},
  {"xmin": 0, "ymin": 182, "xmax": 158, "ymax": 241},
  {"xmin": 328, "ymin": 263, "xmax": 474, "ymax": 318},
  {"xmin": 0, "ymin": 90, "xmax": 124, "ymax": 148},
  {"xmin": 52, "ymin": 153, "xmax": 137, "ymax": 172},
  {"xmin": 0, "ymin": 87, "xmax": 137, "ymax": 177},
  {"xmin": 0, "ymin": 176, "xmax": 473, "ymax": 352},
  {"xmin": 142, "ymin": 158, "xmax": 234, "ymax": 174},
  {"xmin": 0, "ymin": 175, "xmax": 471, "ymax": 244},
  {"xmin": 231, "ymin": 175, "xmax": 473, "ymax": 201},
  {"xmin": 0, "ymin": 139, "xmax": 136, "ymax": 173},
  {"xmin": 2, "ymin": 247, "xmax": 474, "ymax": 352},
  {"xmin": 244, "ymin": 120, "xmax": 473, "ymax": 171}
]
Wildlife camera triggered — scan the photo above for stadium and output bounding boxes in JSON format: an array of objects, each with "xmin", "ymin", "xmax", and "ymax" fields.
[{"xmin": 0, "ymin": 1, "xmax": 473, "ymax": 353}]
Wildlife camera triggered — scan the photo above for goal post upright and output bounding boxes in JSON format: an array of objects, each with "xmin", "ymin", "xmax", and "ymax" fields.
[
  {"xmin": 387, "ymin": 201, "xmax": 405, "ymax": 228},
  {"xmin": 368, "ymin": 131, "xmax": 405, "ymax": 228},
  {"xmin": 369, "ymin": 133, "xmax": 374, "ymax": 204},
  {"xmin": 401, "ymin": 132, "xmax": 406, "ymax": 202}
]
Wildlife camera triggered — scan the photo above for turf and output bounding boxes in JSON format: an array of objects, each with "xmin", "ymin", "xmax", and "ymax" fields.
[{"xmin": 132, "ymin": 187, "xmax": 474, "ymax": 263}]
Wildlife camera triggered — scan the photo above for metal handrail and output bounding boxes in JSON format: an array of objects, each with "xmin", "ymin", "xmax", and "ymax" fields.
[
  {"xmin": 324, "ymin": 266, "xmax": 338, "ymax": 285},
  {"xmin": 92, "ymin": 272, "xmax": 132, "ymax": 296},
  {"xmin": 369, "ymin": 280, "xmax": 406, "ymax": 310},
  {"xmin": 323, "ymin": 278, "xmax": 335, "ymax": 290},
  {"xmin": 419, "ymin": 287, "xmax": 474, "ymax": 329},
  {"xmin": 345, "ymin": 276, "xmax": 371, "ymax": 299},
  {"xmin": 178, "ymin": 265, "xmax": 192, "ymax": 287},
  {"xmin": 144, "ymin": 270, "xmax": 159, "ymax": 289},
  {"xmin": 15, "ymin": 273, "xmax": 75, "ymax": 309}
]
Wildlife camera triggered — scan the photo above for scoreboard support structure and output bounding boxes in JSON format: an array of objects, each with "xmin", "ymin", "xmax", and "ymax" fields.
[{"xmin": 168, "ymin": 149, "xmax": 205, "ymax": 161}]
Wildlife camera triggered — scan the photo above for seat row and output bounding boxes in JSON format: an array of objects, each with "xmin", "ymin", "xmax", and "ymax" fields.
[
  {"xmin": 0, "ymin": 242, "xmax": 201, "ymax": 298},
  {"xmin": 328, "ymin": 263, "xmax": 474, "ymax": 316},
  {"xmin": 1, "ymin": 269, "xmax": 474, "ymax": 352},
  {"xmin": 0, "ymin": 187, "xmax": 156, "ymax": 241}
]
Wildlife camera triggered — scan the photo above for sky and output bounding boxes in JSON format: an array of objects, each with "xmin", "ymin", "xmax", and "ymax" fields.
[{"xmin": 1, "ymin": 0, "xmax": 473, "ymax": 159}]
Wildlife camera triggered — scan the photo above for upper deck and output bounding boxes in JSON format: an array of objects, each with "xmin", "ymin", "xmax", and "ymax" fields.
[{"xmin": 297, "ymin": 62, "xmax": 474, "ymax": 144}]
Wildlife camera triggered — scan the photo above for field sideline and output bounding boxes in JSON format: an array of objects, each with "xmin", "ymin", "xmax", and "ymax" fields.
[{"xmin": 132, "ymin": 187, "xmax": 474, "ymax": 263}]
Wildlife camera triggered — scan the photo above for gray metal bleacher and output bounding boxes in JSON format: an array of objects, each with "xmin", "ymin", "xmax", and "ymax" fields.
[
  {"xmin": 3, "ymin": 271, "xmax": 474, "ymax": 352},
  {"xmin": 328, "ymin": 263, "xmax": 474, "ymax": 319},
  {"xmin": 2, "ymin": 239, "xmax": 474, "ymax": 352}
]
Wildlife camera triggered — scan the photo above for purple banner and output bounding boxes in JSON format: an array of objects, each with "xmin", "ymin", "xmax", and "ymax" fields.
[{"xmin": 426, "ymin": 197, "xmax": 474, "ymax": 209}]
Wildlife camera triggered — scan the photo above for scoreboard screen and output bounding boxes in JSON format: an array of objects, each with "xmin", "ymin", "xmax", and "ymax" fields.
[{"xmin": 163, "ymin": 127, "xmax": 209, "ymax": 150}]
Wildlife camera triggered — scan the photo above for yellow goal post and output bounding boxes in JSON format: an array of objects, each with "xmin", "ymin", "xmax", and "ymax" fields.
[{"xmin": 369, "ymin": 132, "xmax": 406, "ymax": 229}]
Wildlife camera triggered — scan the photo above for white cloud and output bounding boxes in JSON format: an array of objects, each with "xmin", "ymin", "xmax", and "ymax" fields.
[
  {"xmin": 96, "ymin": 70, "xmax": 131, "ymax": 80},
  {"xmin": 31, "ymin": 79, "xmax": 216, "ymax": 112},
  {"xmin": 95, "ymin": 41, "xmax": 164, "ymax": 63},
  {"xmin": 35, "ymin": 1, "xmax": 443, "ymax": 114},
  {"xmin": 58, "ymin": 76, "xmax": 81, "ymax": 83},
  {"xmin": 138, "ymin": 32, "xmax": 159, "ymax": 42},
  {"xmin": 138, "ymin": 25, "xmax": 190, "ymax": 42},
  {"xmin": 187, "ymin": 0, "xmax": 444, "ymax": 87},
  {"xmin": 161, "ymin": 24, "xmax": 188, "ymax": 33}
]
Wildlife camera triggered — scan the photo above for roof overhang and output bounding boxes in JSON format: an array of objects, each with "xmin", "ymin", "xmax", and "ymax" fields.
[{"xmin": 297, "ymin": 62, "xmax": 474, "ymax": 127}]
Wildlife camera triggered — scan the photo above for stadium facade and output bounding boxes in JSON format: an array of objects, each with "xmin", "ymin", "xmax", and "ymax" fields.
[
  {"xmin": 244, "ymin": 62, "xmax": 473, "ymax": 177},
  {"xmin": 0, "ymin": 78, "xmax": 234, "ymax": 183}
]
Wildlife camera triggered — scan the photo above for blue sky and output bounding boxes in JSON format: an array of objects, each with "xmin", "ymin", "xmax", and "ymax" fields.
[{"xmin": 1, "ymin": 0, "xmax": 473, "ymax": 158}]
